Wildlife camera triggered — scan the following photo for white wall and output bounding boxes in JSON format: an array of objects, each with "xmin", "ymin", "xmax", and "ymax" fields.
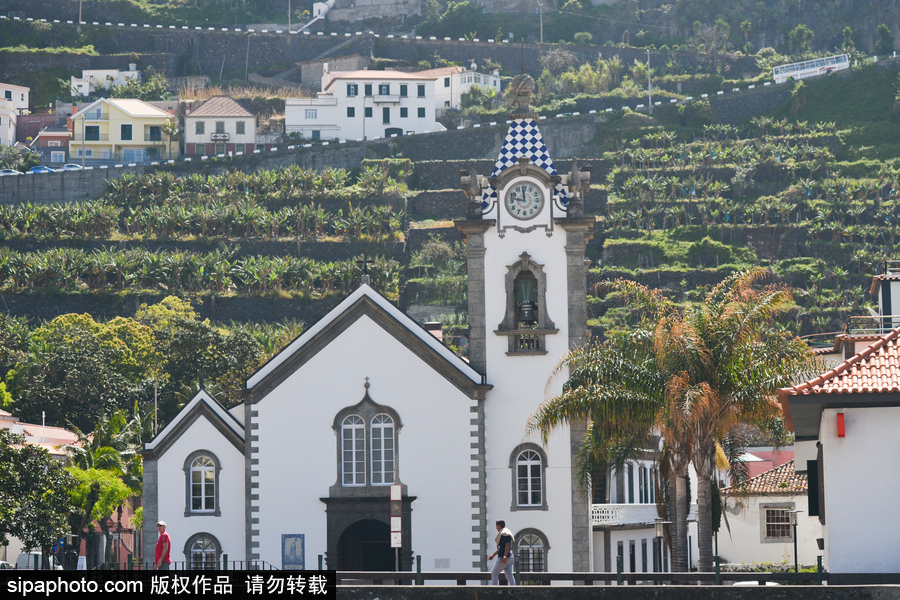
[
  {"xmin": 821, "ymin": 406, "xmax": 900, "ymax": 574},
  {"xmin": 252, "ymin": 315, "xmax": 477, "ymax": 570},
  {"xmin": 481, "ymin": 186, "xmax": 577, "ymax": 571},
  {"xmin": 718, "ymin": 493, "xmax": 823, "ymax": 567},
  {"xmin": 154, "ymin": 415, "xmax": 246, "ymax": 565}
]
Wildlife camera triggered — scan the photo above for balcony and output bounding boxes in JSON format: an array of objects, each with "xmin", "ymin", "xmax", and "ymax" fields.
[
  {"xmin": 72, "ymin": 133, "xmax": 109, "ymax": 142},
  {"xmin": 373, "ymin": 94, "xmax": 401, "ymax": 103},
  {"xmin": 591, "ymin": 503, "xmax": 697, "ymax": 527},
  {"xmin": 81, "ymin": 112, "xmax": 109, "ymax": 121},
  {"xmin": 210, "ymin": 133, "xmax": 229, "ymax": 141},
  {"xmin": 144, "ymin": 134, "xmax": 164, "ymax": 142}
]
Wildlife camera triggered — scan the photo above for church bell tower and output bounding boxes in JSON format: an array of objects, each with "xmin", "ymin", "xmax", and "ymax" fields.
[{"xmin": 455, "ymin": 73, "xmax": 595, "ymax": 572}]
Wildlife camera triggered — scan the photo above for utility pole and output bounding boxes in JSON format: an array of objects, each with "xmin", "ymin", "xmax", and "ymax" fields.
[
  {"xmin": 647, "ymin": 49, "xmax": 652, "ymax": 114},
  {"xmin": 535, "ymin": 1, "xmax": 543, "ymax": 44}
]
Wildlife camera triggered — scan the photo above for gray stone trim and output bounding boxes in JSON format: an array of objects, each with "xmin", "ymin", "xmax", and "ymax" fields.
[
  {"xmin": 143, "ymin": 399, "xmax": 244, "ymax": 461},
  {"xmin": 142, "ymin": 457, "xmax": 158, "ymax": 566},
  {"xmin": 469, "ymin": 399, "xmax": 487, "ymax": 569},
  {"xmin": 454, "ymin": 219, "xmax": 492, "ymax": 376},
  {"xmin": 512, "ymin": 527, "xmax": 550, "ymax": 572},
  {"xmin": 560, "ymin": 217, "xmax": 595, "ymax": 573},
  {"xmin": 247, "ymin": 294, "xmax": 492, "ymax": 403},
  {"xmin": 245, "ymin": 402, "xmax": 257, "ymax": 561},
  {"xmin": 182, "ymin": 532, "xmax": 222, "ymax": 568}
]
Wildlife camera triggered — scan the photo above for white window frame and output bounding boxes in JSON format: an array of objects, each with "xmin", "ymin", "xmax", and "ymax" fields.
[
  {"xmin": 516, "ymin": 450, "xmax": 543, "ymax": 507},
  {"xmin": 305, "ymin": 109, "xmax": 318, "ymax": 120},
  {"xmin": 341, "ymin": 415, "xmax": 366, "ymax": 486},
  {"xmin": 516, "ymin": 531, "xmax": 547, "ymax": 572},
  {"xmin": 50, "ymin": 151, "xmax": 65, "ymax": 163},
  {"xmin": 370, "ymin": 414, "xmax": 395, "ymax": 485},
  {"xmin": 190, "ymin": 456, "xmax": 216, "ymax": 513}
]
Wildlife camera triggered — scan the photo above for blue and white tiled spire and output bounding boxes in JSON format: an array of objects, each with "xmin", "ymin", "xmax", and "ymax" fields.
[{"xmin": 481, "ymin": 118, "xmax": 569, "ymax": 213}]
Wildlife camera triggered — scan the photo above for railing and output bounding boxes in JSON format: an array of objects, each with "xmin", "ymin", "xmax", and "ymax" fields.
[
  {"xmin": 81, "ymin": 112, "xmax": 110, "ymax": 121},
  {"xmin": 844, "ymin": 315, "xmax": 900, "ymax": 336},
  {"xmin": 592, "ymin": 503, "xmax": 667, "ymax": 526},
  {"xmin": 72, "ymin": 134, "xmax": 109, "ymax": 142},
  {"xmin": 94, "ymin": 560, "xmax": 278, "ymax": 571},
  {"xmin": 335, "ymin": 570, "xmax": 827, "ymax": 586},
  {"xmin": 144, "ymin": 135, "xmax": 164, "ymax": 142}
]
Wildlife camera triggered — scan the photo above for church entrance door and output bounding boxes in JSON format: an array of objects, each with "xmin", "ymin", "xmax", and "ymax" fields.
[{"xmin": 337, "ymin": 519, "xmax": 393, "ymax": 570}]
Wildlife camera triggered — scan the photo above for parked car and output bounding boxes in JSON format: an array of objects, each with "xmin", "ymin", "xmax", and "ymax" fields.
[
  {"xmin": 0, "ymin": 169, "xmax": 23, "ymax": 176},
  {"xmin": 0, "ymin": 561, "xmax": 12, "ymax": 569},
  {"xmin": 15, "ymin": 552, "xmax": 63, "ymax": 570},
  {"xmin": 60, "ymin": 164, "xmax": 83, "ymax": 171},
  {"xmin": 29, "ymin": 165, "xmax": 57, "ymax": 173}
]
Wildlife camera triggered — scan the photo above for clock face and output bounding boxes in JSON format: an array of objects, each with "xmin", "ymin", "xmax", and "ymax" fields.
[{"xmin": 505, "ymin": 181, "xmax": 544, "ymax": 220}]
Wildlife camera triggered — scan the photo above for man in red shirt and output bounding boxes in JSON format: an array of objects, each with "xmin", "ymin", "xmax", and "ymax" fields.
[{"xmin": 155, "ymin": 521, "xmax": 172, "ymax": 570}]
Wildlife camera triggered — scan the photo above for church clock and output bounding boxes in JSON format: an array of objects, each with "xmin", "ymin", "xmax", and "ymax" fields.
[{"xmin": 504, "ymin": 180, "xmax": 544, "ymax": 220}]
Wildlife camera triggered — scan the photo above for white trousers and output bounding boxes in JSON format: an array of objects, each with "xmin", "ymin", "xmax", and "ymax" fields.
[{"xmin": 490, "ymin": 555, "xmax": 515, "ymax": 585}]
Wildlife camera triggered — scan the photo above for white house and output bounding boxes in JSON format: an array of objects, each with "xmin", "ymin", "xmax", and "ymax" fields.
[
  {"xmin": 0, "ymin": 82, "xmax": 29, "ymax": 147},
  {"xmin": 70, "ymin": 66, "xmax": 141, "ymax": 98},
  {"xmin": 718, "ymin": 460, "xmax": 823, "ymax": 568},
  {"xmin": 184, "ymin": 96, "xmax": 260, "ymax": 156},
  {"xmin": 778, "ymin": 261, "xmax": 900, "ymax": 584},
  {"xmin": 416, "ymin": 65, "xmax": 501, "ymax": 113},
  {"xmin": 144, "ymin": 74, "xmax": 606, "ymax": 575},
  {"xmin": 285, "ymin": 70, "xmax": 446, "ymax": 141}
]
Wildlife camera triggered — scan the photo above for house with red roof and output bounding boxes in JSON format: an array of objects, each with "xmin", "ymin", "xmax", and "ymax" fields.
[
  {"xmin": 777, "ymin": 261, "xmax": 900, "ymax": 583},
  {"xmin": 717, "ymin": 460, "xmax": 823, "ymax": 568}
]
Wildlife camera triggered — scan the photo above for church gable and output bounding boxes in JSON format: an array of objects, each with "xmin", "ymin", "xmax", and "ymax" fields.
[
  {"xmin": 246, "ymin": 284, "xmax": 489, "ymax": 402},
  {"xmin": 144, "ymin": 389, "xmax": 244, "ymax": 459}
]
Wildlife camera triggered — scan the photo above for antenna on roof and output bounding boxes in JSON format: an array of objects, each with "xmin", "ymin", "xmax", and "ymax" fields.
[{"xmin": 521, "ymin": 40, "xmax": 525, "ymax": 74}]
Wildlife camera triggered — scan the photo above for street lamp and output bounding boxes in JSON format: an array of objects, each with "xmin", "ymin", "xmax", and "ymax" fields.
[
  {"xmin": 654, "ymin": 519, "xmax": 670, "ymax": 581},
  {"xmin": 535, "ymin": 1, "xmax": 543, "ymax": 44},
  {"xmin": 788, "ymin": 509, "xmax": 804, "ymax": 573}
]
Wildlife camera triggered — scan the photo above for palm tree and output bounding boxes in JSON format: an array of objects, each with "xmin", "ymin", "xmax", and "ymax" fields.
[{"xmin": 528, "ymin": 271, "xmax": 816, "ymax": 572}]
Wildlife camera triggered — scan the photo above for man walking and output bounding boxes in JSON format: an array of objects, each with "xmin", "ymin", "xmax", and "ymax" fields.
[
  {"xmin": 155, "ymin": 521, "xmax": 172, "ymax": 570},
  {"xmin": 488, "ymin": 519, "xmax": 515, "ymax": 585}
]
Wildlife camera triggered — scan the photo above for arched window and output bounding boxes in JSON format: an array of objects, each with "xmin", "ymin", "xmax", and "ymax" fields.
[
  {"xmin": 191, "ymin": 456, "xmax": 216, "ymax": 512},
  {"xmin": 370, "ymin": 414, "xmax": 395, "ymax": 485},
  {"xmin": 515, "ymin": 529, "xmax": 549, "ymax": 572},
  {"xmin": 184, "ymin": 451, "xmax": 221, "ymax": 517},
  {"xmin": 341, "ymin": 415, "xmax": 366, "ymax": 486},
  {"xmin": 517, "ymin": 450, "xmax": 542, "ymax": 507},
  {"xmin": 509, "ymin": 444, "xmax": 548, "ymax": 510},
  {"xmin": 184, "ymin": 533, "xmax": 221, "ymax": 570}
]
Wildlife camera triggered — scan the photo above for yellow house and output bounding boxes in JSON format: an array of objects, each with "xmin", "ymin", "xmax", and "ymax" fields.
[{"xmin": 70, "ymin": 98, "xmax": 176, "ymax": 163}]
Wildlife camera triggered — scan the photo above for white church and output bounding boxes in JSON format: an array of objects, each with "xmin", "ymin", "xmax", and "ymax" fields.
[{"xmin": 142, "ymin": 74, "xmax": 639, "ymax": 573}]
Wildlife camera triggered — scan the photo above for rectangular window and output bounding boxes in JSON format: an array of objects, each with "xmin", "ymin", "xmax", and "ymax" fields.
[
  {"xmin": 364, "ymin": 107, "xmax": 372, "ymax": 118},
  {"xmin": 236, "ymin": 143, "xmax": 245, "ymax": 153},
  {"xmin": 382, "ymin": 107, "xmax": 390, "ymax": 123},
  {"xmin": 215, "ymin": 121, "xmax": 225, "ymax": 134},
  {"xmin": 417, "ymin": 107, "xmax": 425, "ymax": 118},
  {"xmin": 50, "ymin": 151, "xmax": 65, "ymax": 163},
  {"xmin": 4, "ymin": 91, "xmax": 10, "ymax": 101},
  {"xmin": 236, "ymin": 121, "xmax": 245, "ymax": 135},
  {"xmin": 148, "ymin": 126, "xmax": 162, "ymax": 142},
  {"xmin": 399, "ymin": 84, "xmax": 407, "ymax": 97},
  {"xmin": 347, "ymin": 106, "xmax": 355, "ymax": 117},
  {"xmin": 84, "ymin": 125, "xmax": 100, "ymax": 141},
  {"xmin": 379, "ymin": 84, "xmax": 390, "ymax": 95},
  {"xmin": 364, "ymin": 84, "xmax": 372, "ymax": 97},
  {"xmin": 121, "ymin": 124, "xmax": 132, "ymax": 141},
  {"xmin": 311, "ymin": 130, "xmax": 320, "ymax": 140},
  {"xmin": 195, "ymin": 121, "xmax": 205, "ymax": 135},
  {"xmin": 417, "ymin": 84, "xmax": 425, "ymax": 97},
  {"xmin": 400, "ymin": 107, "xmax": 408, "ymax": 118},
  {"xmin": 641, "ymin": 540, "xmax": 648, "ymax": 573},
  {"xmin": 764, "ymin": 508, "xmax": 792, "ymax": 539},
  {"xmin": 347, "ymin": 83, "xmax": 358, "ymax": 96},
  {"xmin": 101, "ymin": 148, "xmax": 111, "ymax": 159},
  {"xmin": 304, "ymin": 109, "xmax": 317, "ymax": 120},
  {"xmin": 48, "ymin": 140, "xmax": 60, "ymax": 147},
  {"xmin": 444, "ymin": 76, "xmax": 450, "ymax": 88},
  {"xmin": 75, "ymin": 148, "xmax": 93, "ymax": 158}
]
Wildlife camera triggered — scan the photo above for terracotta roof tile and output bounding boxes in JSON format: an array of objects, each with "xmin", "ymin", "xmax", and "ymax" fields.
[
  {"xmin": 870, "ymin": 272, "xmax": 900, "ymax": 295},
  {"xmin": 780, "ymin": 326, "xmax": 900, "ymax": 396},
  {"xmin": 721, "ymin": 460, "xmax": 806, "ymax": 495},
  {"xmin": 188, "ymin": 96, "xmax": 253, "ymax": 118}
]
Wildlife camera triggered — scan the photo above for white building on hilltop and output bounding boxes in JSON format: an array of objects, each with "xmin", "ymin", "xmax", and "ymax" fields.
[
  {"xmin": 0, "ymin": 82, "xmax": 29, "ymax": 147},
  {"xmin": 70, "ymin": 66, "xmax": 141, "ymax": 98},
  {"xmin": 144, "ymin": 74, "xmax": 606, "ymax": 574},
  {"xmin": 284, "ymin": 65, "xmax": 500, "ymax": 142}
]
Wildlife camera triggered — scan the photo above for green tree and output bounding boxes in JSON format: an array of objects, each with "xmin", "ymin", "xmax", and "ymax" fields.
[
  {"xmin": 0, "ymin": 144, "xmax": 40, "ymax": 172},
  {"xmin": 528, "ymin": 270, "xmax": 816, "ymax": 572},
  {"xmin": 107, "ymin": 72, "xmax": 170, "ymax": 101},
  {"xmin": 841, "ymin": 26, "xmax": 855, "ymax": 51},
  {"xmin": 0, "ymin": 430, "xmax": 74, "ymax": 558},
  {"xmin": 789, "ymin": 24, "xmax": 814, "ymax": 56},
  {"xmin": 7, "ymin": 314, "xmax": 154, "ymax": 431},
  {"xmin": 876, "ymin": 23, "xmax": 895, "ymax": 56}
]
